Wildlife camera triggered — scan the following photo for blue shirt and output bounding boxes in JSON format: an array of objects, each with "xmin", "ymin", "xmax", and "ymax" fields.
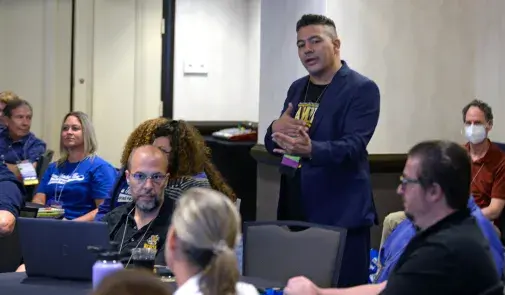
[
  {"xmin": 375, "ymin": 197, "xmax": 504, "ymax": 282},
  {"xmin": 0, "ymin": 163, "xmax": 25, "ymax": 216},
  {"xmin": 37, "ymin": 156, "xmax": 116, "ymax": 220},
  {"xmin": 0, "ymin": 129, "xmax": 46, "ymax": 164}
]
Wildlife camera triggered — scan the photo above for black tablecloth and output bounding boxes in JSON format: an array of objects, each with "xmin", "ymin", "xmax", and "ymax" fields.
[
  {"xmin": 204, "ymin": 136, "xmax": 257, "ymax": 221},
  {"xmin": 0, "ymin": 272, "xmax": 282, "ymax": 295}
]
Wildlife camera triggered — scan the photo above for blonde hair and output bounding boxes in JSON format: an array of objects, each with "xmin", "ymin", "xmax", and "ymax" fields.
[
  {"xmin": 0, "ymin": 91, "xmax": 20, "ymax": 104},
  {"xmin": 171, "ymin": 188, "xmax": 241, "ymax": 295},
  {"xmin": 58, "ymin": 111, "xmax": 98, "ymax": 166},
  {"xmin": 92, "ymin": 269, "xmax": 173, "ymax": 295}
]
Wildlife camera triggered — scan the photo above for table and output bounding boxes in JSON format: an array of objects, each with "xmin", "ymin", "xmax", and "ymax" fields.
[
  {"xmin": 204, "ymin": 136, "xmax": 257, "ymax": 221},
  {"xmin": 0, "ymin": 272, "xmax": 282, "ymax": 295}
]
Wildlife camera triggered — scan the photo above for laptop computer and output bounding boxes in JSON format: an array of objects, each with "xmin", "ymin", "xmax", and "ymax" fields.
[{"xmin": 18, "ymin": 218, "xmax": 111, "ymax": 280}]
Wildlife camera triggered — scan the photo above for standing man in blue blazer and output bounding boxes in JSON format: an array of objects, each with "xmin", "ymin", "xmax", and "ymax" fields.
[{"xmin": 264, "ymin": 14, "xmax": 381, "ymax": 287}]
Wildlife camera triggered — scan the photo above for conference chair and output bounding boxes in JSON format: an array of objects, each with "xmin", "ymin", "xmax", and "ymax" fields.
[
  {"xmin": 492, "ymin": 142, "xmax": 505, "ymax": 245},
  {"xmin": 109, "ymin": 166, "xmax": 127, "ymax": 212},
  {"xmin": 494, "ymin": 142, "xmax": 505, "ymax": 152},
  {"xmin": 478, "ymin": 282, "xmax": 504, "ymax": 295},
  {"xmin": 242, "ymin": 221, "xmax": 347, "ymax": 288},
  {"xmin": 24, "ymin": 149, "xmax": 54, "ymax": 202}
]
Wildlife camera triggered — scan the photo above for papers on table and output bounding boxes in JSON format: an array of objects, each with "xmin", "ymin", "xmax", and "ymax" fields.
[{"xmin": 37, "ymin": 207, "xmax": 65, "ymax": 219}]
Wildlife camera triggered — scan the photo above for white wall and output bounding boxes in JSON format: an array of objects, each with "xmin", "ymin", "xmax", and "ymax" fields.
[
  {"xmin": 0, "ymin": 0, "xmax": 260, "ymax": 167},
  {"xmin": 327, "ymin": 0, "xmax": 477, "ymax": 153},
  {"xmin": 73, "ymin": 0, "xmax": 163, "ymax": 166},
  {"xmin": 257, "ymin": 0, "xmax": 505, "ymax": 153},
  {"xmin": 246, "ymin": 0, "xmax": 261, "ymax": 118},
  {"xmin": 172, "ymin": 0, "xmax": 260, "ymax": 122},
  {"xmin": 473, "ymin": 0, "xmax": 505, "ymax": 144},
  {"xmin": 0, "ymin": 0, "xmax": 72, "ymax": 157},
  {"xmin": 74, "ymin": 0, "xmax": 260, "ymax": 165},
  {"xmin": 3, "ymin": 0, "xmax": 505, "ymax": 162}
]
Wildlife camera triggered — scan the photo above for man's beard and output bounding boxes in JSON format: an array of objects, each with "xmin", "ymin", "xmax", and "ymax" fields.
[{"xmin": 135, "ymin": 194, "xmax": 161, "ymax": 213}]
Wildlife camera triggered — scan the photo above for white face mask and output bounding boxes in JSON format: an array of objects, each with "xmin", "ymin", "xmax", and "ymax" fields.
[{"xmin": 464, "ymin": 124, "xmax": 487, "ymax": 144}]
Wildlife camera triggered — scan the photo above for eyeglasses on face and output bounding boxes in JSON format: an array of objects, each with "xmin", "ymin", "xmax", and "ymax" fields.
[
  {"xmin": 131, "ymin": 172, "xmax": 168, "ymax": 184},
  {"xmin": 399, "ymin": 175, "xmax": 421, "ymax": 188}
]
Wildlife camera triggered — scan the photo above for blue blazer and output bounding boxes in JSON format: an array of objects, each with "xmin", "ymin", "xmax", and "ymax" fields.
[{"xmin": 264, "ymin": 61, "xmax": 380, "ymax": 228}]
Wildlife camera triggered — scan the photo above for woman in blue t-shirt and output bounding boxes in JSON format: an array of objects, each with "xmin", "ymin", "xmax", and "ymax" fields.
[{"xmin": 32, "ymin": 111, "xmax": 117, "ymax": 221}]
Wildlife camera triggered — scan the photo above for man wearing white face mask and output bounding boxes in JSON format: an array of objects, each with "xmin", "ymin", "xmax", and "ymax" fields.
[
  {"xmin": 378, "ymin": 100, "xmax": 505, "ymax": 249},
  {"xmin": 462, "ymin": 99, "xmax": 505, "ymax": 222}
]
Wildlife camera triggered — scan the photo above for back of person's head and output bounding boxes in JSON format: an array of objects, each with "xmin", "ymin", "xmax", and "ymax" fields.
[
  {"xmin": 153, "ymin": 120, "xmax": 236, "ymax": 201},
  {"xmin": 120, "ymin": 117, "xmax": 169, "ymax": 167},
  {"xmin": 0, "ymin": 91, "xmax": 21, "ymax": 125},
  {"xmin": 166, "ymin": 188, "xmax": 241, "ymax": 295},
  {"xmin": 408, "ymin": 140, "xmax": 471, "ymax": 210},
  {"xmin": 92, "ymin": 269, "xmax": 172, "ymax": 295},
  {"xmin": 0, "ymin": 91, "xmax": 20, "ymax": 104}
]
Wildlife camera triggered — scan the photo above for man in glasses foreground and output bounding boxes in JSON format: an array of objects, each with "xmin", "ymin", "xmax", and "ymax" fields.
[
  {"xmin": 284, "ymin": 140, "xmax": 503, "ymax": 295},
  {"xmin": 102, "ymin": 145, "xmax": 172, "ymax": 264}
]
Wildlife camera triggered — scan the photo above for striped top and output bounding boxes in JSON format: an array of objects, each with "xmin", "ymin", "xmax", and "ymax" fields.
[{"xmin": 163, "ymin": 176, "xmax": 211, "ymax": 214}]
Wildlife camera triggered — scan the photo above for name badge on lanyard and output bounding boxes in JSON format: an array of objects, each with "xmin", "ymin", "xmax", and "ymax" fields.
[
  {"xmin": 48, "ymin": 198, "xmax": 63, "ymax": 209},
  {"xmin": 280, "ymin": 102, "xmax": 319, "ymax": 172},
  {"xmin": 17, "ymin": 162, "xmax": 39, "ymax": 186}
]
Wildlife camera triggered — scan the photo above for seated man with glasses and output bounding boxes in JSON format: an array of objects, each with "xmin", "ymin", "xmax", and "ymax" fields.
[
  {"xmin": 284, "ymin": 141, "xmax": 502, "ymax": 295},
  {"xmin": 373, "ymin": 192, "xmax": 504, "ymax": 283},
  {"xmin": 102, "ymin": 145, "xmax": 173, "ymax": 265}
]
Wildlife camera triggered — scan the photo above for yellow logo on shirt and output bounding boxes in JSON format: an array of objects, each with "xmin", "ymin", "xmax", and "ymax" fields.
[
  {"xmin": 294, "ymin": 102, "xmax": 319, "ymax": 127},
  {"xmin": 143, "ymin": 234, "xmax": 160, "ymax": 250}
]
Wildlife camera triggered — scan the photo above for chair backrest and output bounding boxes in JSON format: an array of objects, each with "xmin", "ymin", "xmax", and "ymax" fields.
[
  {"xmin": 110, "ymin": 166, "xmax": 127, "ymax": 211},
  {"xmin": 24, "ymin": 149, "xmax": 54, "ymax": 201},
  {"xmin": 477, "ymin": 282, "xmax": 503, "ymax": 295},
  {"xmin": 493, "ymin": 142, "xmax": 505, "ymax": 153},
  {"xmin": 0, "ymin": 224, "xmax": 22, "ymax": 273},
  {"xmin": 242, "ymin": 221, "xmax": 347, "ymax": 288},
  {"xmin": 36, "ymin": 149, "xmax": 54, "ymax": 180},
  {"xmin": 491, "ymin": 142, "xmax": 505, "ymax": 244}
]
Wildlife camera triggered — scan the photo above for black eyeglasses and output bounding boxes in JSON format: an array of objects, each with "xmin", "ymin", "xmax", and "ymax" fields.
[{"xmin": 399, "ymin": 176, "xmax": 420, "ymax": 188}]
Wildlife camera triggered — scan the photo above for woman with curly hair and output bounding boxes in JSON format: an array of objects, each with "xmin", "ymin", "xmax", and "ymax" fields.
[
  {"xmin": 152, "ymin": 120, "xmax": 236, "ymax": 202},
  {"xmin": 119, "ymin": 118, "xmax": 169, "ymax": 168}
]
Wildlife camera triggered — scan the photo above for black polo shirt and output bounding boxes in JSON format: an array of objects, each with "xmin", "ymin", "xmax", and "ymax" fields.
[
  {"xmin": 381, "ymin": 209, "xmax": 503, "ymax": 295},
  {"xmin": 102, "ymin": 201, "xmax": 172, "ymax": 265}
]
